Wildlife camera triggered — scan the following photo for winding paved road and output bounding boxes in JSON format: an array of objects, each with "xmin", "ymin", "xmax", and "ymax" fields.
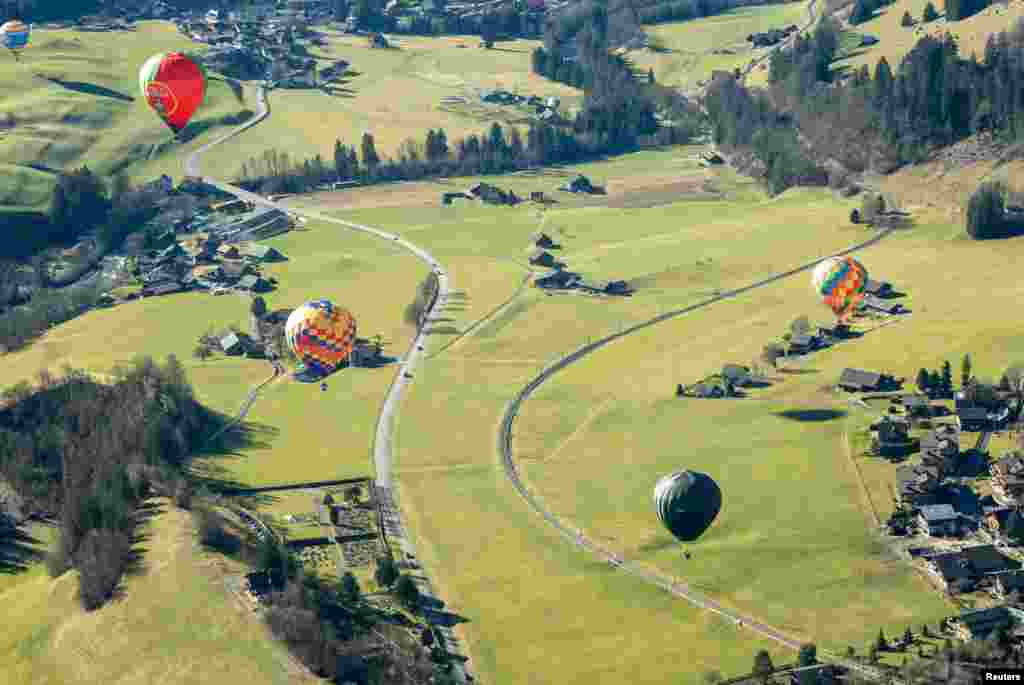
[
  {"xmin": 498, "ymin": 227, "xmax": 896, "ymax": 681},
  {"xmin": 185, "ymin": 84, "xmax": 467, "ymax": 683}
]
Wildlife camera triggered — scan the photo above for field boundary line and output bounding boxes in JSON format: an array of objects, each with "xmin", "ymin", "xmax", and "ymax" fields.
[
  {"xmin": 843, "ymin": 428, "xmax": 881, "ymax": 528},
  {"xmin": 428, "ymin": 271, "xmax": 534, "ymax": 358},
  {"xmin": 545, "ymin": 396, "xmax": 616, "ymax": 463}
]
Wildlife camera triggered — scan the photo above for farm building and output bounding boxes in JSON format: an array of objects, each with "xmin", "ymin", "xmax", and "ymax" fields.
[
  {"xmin": 956, "ymin": 406, "xmax": 989, "ymax": 432},
  {"xmin": 860, "ymin": 295, "xmax": 903, "ymax": 314},
  {"xmin": 221, "ymin": 261, "xmax": 254, "ymax": 283},
  {"xmin": 528, "ymin": 249, "xmax": 556, "ymax": 267},
  {"xmin": 926, "ymin": 545, "xmax": 1020, "ymax": 594},
  {"xmin": 580, "ymin": 279, "xmax": 631, "ymax": 296},
  {"xmin": 838, "ymin": 368, "xmax": 897, "ymax": 392},
  {"xmin": 896, "ymin": 464, "xmax": 941, "ymax": 507},
  {"xmin": 864, "ymin": 279, "xmax": 894, "ymax": 297},
  {"xmin": 948, "ymin": 606, "xmax": 1023, "ymax": 641},
  {"xmin": 237, "ymin": 274, "xmax": 271, "ymax": 293},
  {"xmin": 788, "ymin": 333, "xmax": 820, "ymax": 354},
  {"xmin": 238, "ymin": 243, "xmax": 285, "ymax": 262},
  {"xmin": 991, "ymin": 454, "xmax": 1024, "ymax": 502},
  {"xmin": 143, "ymin": 280, "xmax": 184, "ymax": 298},
  {"xmin": 917, "ymin": 504, "xmax": 960, "ymax": 537},
  {"xmin": 721, "ymin": 364, "xmax": 752, "ymax": 386},
  {"xmin": 221, "ymin": 333, "xmax": 243, "ymax": 355},
  {"xmin": 534, "ymin": 270, "xmax": 579, "ymax": 290}
]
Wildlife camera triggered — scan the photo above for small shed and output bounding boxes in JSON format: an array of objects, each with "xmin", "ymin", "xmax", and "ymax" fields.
[
  {"xmin": 221, "ymin": 332, "xmax": 243, "ymax": 355},
  {"xmin": 838, "ymin": 368, "xmax": 895, "ymax": 392},
  {"xmin": 534, "ymin": 270, "xmax": 579, "ymax": 290}
]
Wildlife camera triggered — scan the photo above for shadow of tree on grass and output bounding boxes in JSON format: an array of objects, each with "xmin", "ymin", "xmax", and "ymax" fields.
[{"xmin": 775, "ymin": 408, "xmax": 848, "ymax": 422}]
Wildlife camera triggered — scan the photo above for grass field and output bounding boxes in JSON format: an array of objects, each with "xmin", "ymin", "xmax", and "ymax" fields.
[
  {"xmin": 0, "ymin": 500, "xmax": 306, "ymax": 685},
  {"xmin": 834, "ymin": 0, "xmax": 1024, "ymax": 76},
  {"xmin": 0, "ymin": 22, "xmax": 258, "ymax": 207},
  {"xmin": 193, "ymin": 31, "xmax": 581, "ymax": 181},
  {"xmin": 622, "ymin": 1, "xmax": 810, "ymax": 92}
]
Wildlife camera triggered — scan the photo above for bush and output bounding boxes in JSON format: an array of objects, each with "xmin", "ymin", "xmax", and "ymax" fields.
[
  {"xmin": 195, "ymin": 507, "xmax": 239, "ymax": 554},
  {"xmin": 850, "ymin": 208, "xmax": 861, "ymax": 224},
  {"xmin": 966, "ymin": 182, "xmax": 1006, "ymax": 239}
]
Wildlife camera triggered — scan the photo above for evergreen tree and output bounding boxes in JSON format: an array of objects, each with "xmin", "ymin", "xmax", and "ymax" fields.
[
  {"xmin": 752, "ymin": 650, "xmax": 774, "ymax": 684},
  {"xmin": 901, "ymin": 10, "xmax": 914, "ymax": 26},
  {"xmin": 338, "ymin": 571, "xmax": 360, "ymax": 604},
  {"xmin": 876, "ymin": 627, "xmax": 887, "ymax": 651},
  {"xmin": 962, "ymin": 354, "xmax": 973, "ymax": 388},
  {"xmin": 374, "ymin": 555, "xmax": 398, "ymax": 588},
  {"xmin": 903, "ymin": 626, "xmax": 913, "ymax": 645},
  {"xmin": 648, "ymin": 67, "xmax": 656, "ymax": 84},
  {"xmin": 923, "ymin": 2, "xmax": 939, "ymax": 21},
  {"xmin": 941, "ymin": 361, "xmax": 954, "ymax": 397},
  {"xmin": 850, "ymin": 0, "xmax": 874, "ymax": 25},
  {"xmin": 360, "ymin": 132, "xmax": 380, "ymax": 172},
  {"xmin": 916, "ymin": 368, "xmax": 931, "ymax": 394},
  {"xmin": 394, "ymin": 573, "xmax": 420, "ymax": 608},
  {"xmin": 797, "ymin": 644, "xmax": 818, "ymax": 685}
]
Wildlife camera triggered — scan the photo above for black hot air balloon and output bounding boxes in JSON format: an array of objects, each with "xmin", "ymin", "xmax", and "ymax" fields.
[{"xmin": 653, "ymin": 470, "xmax": 722, "ymax": 545}]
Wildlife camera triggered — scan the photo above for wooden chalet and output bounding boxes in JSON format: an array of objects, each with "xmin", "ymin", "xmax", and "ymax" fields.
[
  {"xmin": 838, "ymin": 368, "xmax": 897, "ymax": 392},
  {"xmin": 949, "ymin": 606, "xmax": 1022, "ymax": 640}
]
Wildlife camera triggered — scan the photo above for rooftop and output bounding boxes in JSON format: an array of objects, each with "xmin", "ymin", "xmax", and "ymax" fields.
[{"xmin": 919, "ymin": 504, "xmax": 957, "ymax": 522}]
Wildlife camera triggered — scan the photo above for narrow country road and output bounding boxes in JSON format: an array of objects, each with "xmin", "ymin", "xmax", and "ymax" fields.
[
  {"xmin": 498, "ymin": 227, "xmax": 897, "ymax": 682},
  {"xmin": 185, "ymin": 84, "xmax": 468, "ymax": 683}
]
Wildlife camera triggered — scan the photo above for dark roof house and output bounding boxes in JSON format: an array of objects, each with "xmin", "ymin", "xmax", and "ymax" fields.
[
  {"xmin": 861, "ymin": 294, "xmax": 902, "ymax": 314},
  {"xmin": 992, "ymin": 453, "xmax": 1024, "ymax": 502},
  {"xmin": 221, "ymin": 261, "xmax": 253, "ymax": 282},
  {"xmin": 534, "ymin": 270, "xmax": 579, "ymax": 290},
  {"xmin": 789, "ymin": 333, "xmax": 819, "ymax": 352},
  {"xmin": 864, "ymin": 279, "xmax": 893, "ymax": 296},
  {"xmin": 950, "ymin": 606, "xmax": 1022, "ymax": 641},
  {"xmin": 237, "ymin": 274, "xmax": 271, "ymax": 292},
  {"xmin": 918, "ymin": 504, "xmax": 959, "ymax": 536},
  {"xmin": 957, "ymin": 406, "xmax": 989, "ymax": 431},
  {"xmin": 238, "ymin": 243, "xmax": 284, "ymax": 262},
  {"xmin": 994, "ymin": 570, "xmax": 1024, "ymax": 599},
  {"xmin": 839, "ymin": 368, "xmax": 896, "ymax": 392}
]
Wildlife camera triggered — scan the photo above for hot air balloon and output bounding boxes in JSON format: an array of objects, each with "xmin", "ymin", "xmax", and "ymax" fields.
[
  {"xmin": 139, "ymin": 52, "xmax": 206, "ymax": 135},
  {"xmin": 285, "ymin": 300, "xmax": 357, "ymax": 379},
  {"xmin": 811, "ymin": 256, "xmax": 868, "ymax": 321},
  {"xmin": 653, "ymin": 470, "xmax": 722, "ymax": 548},
  {"xmin": 1, "ymin": 20, "xmax": 30, "ymax": 57}
]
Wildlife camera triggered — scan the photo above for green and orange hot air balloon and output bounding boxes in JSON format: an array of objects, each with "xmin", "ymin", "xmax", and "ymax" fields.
[{"xmin": 139, "ymin": 52, "xmax": 206, "ymax": 135}]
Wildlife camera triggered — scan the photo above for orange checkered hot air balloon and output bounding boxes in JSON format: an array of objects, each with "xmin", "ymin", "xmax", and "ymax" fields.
[
  {"xmin": 284, "ymin": 300, "xmax": 357, "ymax": 378},
  {"xmin": 811, "ymin": 256, "xmax": 868, "ymax": 321}
]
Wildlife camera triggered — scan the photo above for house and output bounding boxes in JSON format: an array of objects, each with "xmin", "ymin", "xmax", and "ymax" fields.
[
  {"xmin": 926, "ymin": 551, "xmax": 976, "ymax": 593},
  {"xmin": 983, "ymin": 506, "xmax": 1015, "ymax": 536},
  {"xmin": 864, "ymin": 279, "xmax": 894, "ymax": 297},
  {"xmin": 838, "ymin": 368, "xmax": 897, "ymax": 392},
  {"xmin": 788, "ymin": 333, "xmax": 819, "ymax": 354},
  {"xmin": 236, "ymin": 274, "xmax": 270, "ymax": 292},
  {"xmin": 531, "ymin": 232, "xmax": 555, "ymax": 249},
  {"xmin": 964, "ymin": 544, "xmax": 1021, "ymax": 576},
  {"xmin": 896, "ymin": 465, "xmax": 940, "ymax": 506},
  {"xmin": 722, "ymin": 364, "xmax": 752, "ymax": 387},
  {"xmin": 534, "ymin": 270, "xmax": 579, "ymax": 290},
  {"xmin": 917, "ymin": 504, "xmax": 960, "ymax": 537},
  {"xmin": 238, "ymin": 243, "xmax": 284, "ymax": 262},
  {"xmin": 902, "ymin": 394, "xmax": 932, "ymax": 417},
  {"xmin": 861, "ymin": 294, "xmax": 903, "ymax": 314},
  {"xmin": 562, "ymin": 175, "xmax": 597, "ymax": 194},
  {"xmin": 949, "ymin": 606, "xmax": 1022, "ymax": 641},
  {"xmin": 143, "ymin": 280, "xmax": 183, "ymax": 297},
  {"xmin": 528, "ymin": 249, "xmax": 556, "ymax": 267},
  {"xmin": 693, "ymin": 382, "xmax": 725, "ymax": 398},
  {"xmin": 581, "ymin": 279, "xmax": 631, "ymax": 296},
  {"xmin": 957, "ymin": 406, "xmax": 989, "ymax": 432},
  {"xmin": 992, "ymin": 453, "xmax": 1024, "ymax": 502},
  {"xmin": 221, "ymin": 261, "xmax": 253, "ymax": 283},
  {"xmin": 212, "ymin": 198, "xmax": 252, "ymax": 215},
  {"xmin": 920, "ymin": 430, "xmax": 959, "ymax": 460},
  {"xmin": 993, "ymin": 571, "xmax": 1024, "ymax": 599},
  {"xmin": 141, "ymin": 174, "xmax": 174, "ymax": 195},
  {"xmin": 221, "ymin": 332, "xmax": 243, "ymax": 355},
  {"xmin": 218, "ymin": 244, "xmax": 240, "ymax": 259}
]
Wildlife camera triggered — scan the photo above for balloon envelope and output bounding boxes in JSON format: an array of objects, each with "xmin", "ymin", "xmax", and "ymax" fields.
[
  {"xmin": 653, "ymin": 470, "xmax": 722, "ymax": 543},
  {"xmin": 139, "ymin": 52, "xmax": 206, "ymax": 133},
  {"xmin": 811, "ymin": 256, "xmax": 868, "ymax": 320},
  {"xmin": 285, "ymin": 300, "xmax": 357, "ymax": 378},
  {"xmin": 1, "ymin": 20, "xmax": 29, "ymax": 51}
]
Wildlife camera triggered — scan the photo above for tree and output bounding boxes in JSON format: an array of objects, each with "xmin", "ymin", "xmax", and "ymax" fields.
[
  {"xmin": 876, "ymin": 628, "xmax": 887, "ymax": 651},
  {"xmin": 648, "ymin": 67, "xmax": 656, "ymax": 84},
  {"xmin": 922, "ymin": 623, "xmax": 931, "ymax": 638},
  {"xmin": 797, "ymin": 643, "xmax": 818, "ymax": 685},
  {"xmin": 901, "ymin": 10, "xmax": 913, "ymax": 26},
  {"xmin": 394, "ymin": 573, "xmax": 420, "ymax": 608},
  {"xmin": 49, "ymin": 166, "xmax": 110, "ymax": 245},
  {"xmin": 923, "ymin": 2, "xmax": 939, "ymax": 21},
  {"xmin": 916, "ymin": 368, "xmax": 931, "ymax": 394},
  {"xmin": 752, "ymin": 649, "xmax": 774, "ymax": 684},
  {"xmin": 193, "ymin": 344, "xmax": 213, "ymax": 362},
  {"xmin": 360, "ymin": 132, "xmax": 380, "ymax": 173},
  {"xmin": 903, "ymin": 626, "xmax": 913, "ymax": 646},
  {"xmin": 251, "ymin": 295, "xmax": 267, "ymax": 318},
  {"xmin": 966, "ymin": 182, "xmax": 1006, "ymax": 239},
  {"xmin": 941, "ymin": 361, "xmax": 954, "ymax": 397},
  {"xmin": 338, "ymin": 571, "xmax": 361, "ymax": 605},
  {"xmin": 790, "ymin": 315, "xmax": 811, "ymax": 337},
  {"xmin": 846, "ymin": 646, "xmax": 856, "ymax": 658},
  {"xmin": 421, "ymin": 627, "xmax": 435, "ymax": 647},
  {"xmin": 961, "ymin": 354, "xmax": 973, "ymax": 389},
  {"xmin": 850, "ymin": 208, "xmax": 861, "ymax": 224},
  {"xmin": 702, "ymin": 671, "xmax": 723, "ymax": 684},
  {"xmin": 374, "ymin": 555, "xmax": 399, "ymax": 588}
]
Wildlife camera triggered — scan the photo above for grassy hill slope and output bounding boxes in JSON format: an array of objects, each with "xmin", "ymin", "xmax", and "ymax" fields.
[{"xmin": 0, "ymin": 501, "xmax": 307, "ymax": 685}]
